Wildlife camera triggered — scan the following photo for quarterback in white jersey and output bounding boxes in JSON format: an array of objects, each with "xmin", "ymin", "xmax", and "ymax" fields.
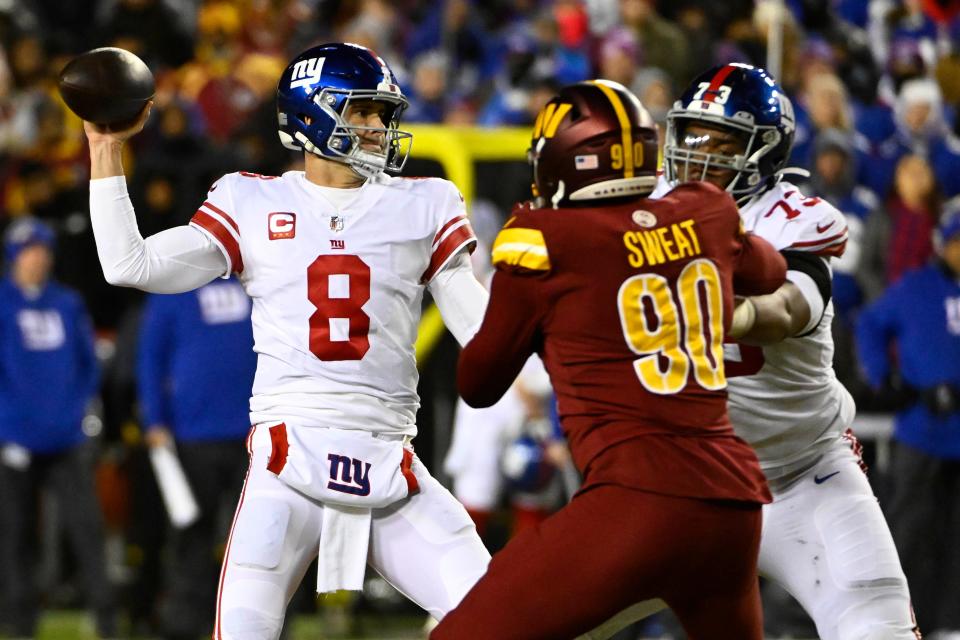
[
  {"xmin": 585, "ymin": 64, "xmax": 919, "ymax": 640},
  {"xmin": 85, "ymin": 43, "xmax": 491, "ymax": 640}
]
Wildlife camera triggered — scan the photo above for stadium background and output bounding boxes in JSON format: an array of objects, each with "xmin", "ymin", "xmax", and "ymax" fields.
[{"xmin": 2, "ymin": 0, "xmax": 958, "ymax": 637}]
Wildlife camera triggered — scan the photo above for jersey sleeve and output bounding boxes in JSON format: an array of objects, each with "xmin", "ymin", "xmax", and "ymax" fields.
[
  {"xmin": 189, "ymin": 174, "xmax": 244, "ymax": 276},
  {"xmin": 458, "ymin": 268, "xmax": 545, "ymax": 407},
  {"xmin": 490, "ymin": 205, "xmax": 552, "ymax": 276},
  {"xmin": 421, "ymin": 180, "xmax": 477, "ymax": 283},
  {"xmin": 781, "ymin": 194, "xmax": 849, "ymax": 258}
]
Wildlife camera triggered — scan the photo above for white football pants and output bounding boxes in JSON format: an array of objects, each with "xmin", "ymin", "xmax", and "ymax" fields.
[{"xmin": 214, "ymin": 425, "xmax": 491, "ymax": 640}]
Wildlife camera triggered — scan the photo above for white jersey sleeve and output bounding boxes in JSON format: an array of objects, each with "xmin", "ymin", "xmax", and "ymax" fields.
[
  {"xmin": 188, "ymin": 173, "xmax": 246, "ymax": 277},
  {"xmin": 421, "ymin": 180, "xmax": 477, "ymax": 283},
  {"xmin": 89, "ymin": 176, "xmax": 229, "ymax": 293}
]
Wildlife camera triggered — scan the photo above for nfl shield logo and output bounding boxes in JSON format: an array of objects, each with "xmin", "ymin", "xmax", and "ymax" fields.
[{"xmin": 330, "ymin": 215, "xmax": 344, "ymax": 232}]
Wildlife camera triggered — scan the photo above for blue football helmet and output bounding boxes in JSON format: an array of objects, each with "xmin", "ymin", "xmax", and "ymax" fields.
[
  {"xmin": 277, "ymin": 42, "xmax": 412, "ymax": 177},
  {"xmin": 664, "ymin": 63, "xmax": 796, "ymax": 204}
]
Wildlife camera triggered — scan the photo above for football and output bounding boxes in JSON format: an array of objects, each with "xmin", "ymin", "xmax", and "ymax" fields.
[{"xmin": 58, "ymin": 47, "xmax": 155, "ymax": 127}]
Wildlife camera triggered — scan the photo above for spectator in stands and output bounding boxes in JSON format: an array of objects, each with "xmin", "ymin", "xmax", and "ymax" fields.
[
  {"xmin": 616, "ymin": 0, "xmax": 691, "ymax": 89},
  {"xmin": 791, "ymin": 72, "xmax": 873, "ymax": 185},
  {"xmin": 0, "ymin": 218, "xmax": 116, "ymax": 638},
  {"xmin": 859, "ymin": 153, "xmax": 941, "ymax": 301},
  {"xmin": 405, "ymin": 0, "xmax": 497, "ymax": 99},
  {"xmin": 868, "ymin": 77, "xmax": 960, "ymax": 197},
  {"xmin": 97, "ymin": 0, "xmax": 194, "ymax": 69},
  {"xmin": 596, "ymin": 27, "xmax": 641, "ymax": 91},
  {"xmin": 855, "ymin": 199, "xmax": 960, "ymax": 637},
  {"xmin": 405, "ymin": 51, "xmax": 451, "ymax": 124},
  {"xmin": 137, "ymin": 277, "xmax": 256, "ymax": 640}
]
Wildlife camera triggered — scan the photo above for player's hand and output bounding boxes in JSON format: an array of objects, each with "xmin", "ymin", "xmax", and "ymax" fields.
[
  {"xmin": 83, "ymin": 100, "xmax": 153, "ymax": 145},
  {"xmin": 728, "ymin": 296, "xmax": 757, "ymax": 339},
  {"xmin": 144, "ymin": 425, "xmax": 173, "ymax": 449}
]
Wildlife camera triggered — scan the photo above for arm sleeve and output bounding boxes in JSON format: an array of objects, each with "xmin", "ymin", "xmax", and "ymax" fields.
[
  {"xmin": 458, "ymin": 270, "xmax": 544, "ymax": 407},
  {"xmin": 782, "ymin": 250, "xmax": 832, "ymax": 336},
  {"xmin": 427, "ymin": 252, "xmax": 489, "ymax": 346},
  {"xmin": 733, "ymin": 232, "xmax": 788, "ymax": 296},
  {"xmin": 136, "ymin": 295, "xmax": 173, "ymax": 428},
  {"xmin": 89, "ymin": 177, "xmax": 228, "ymax": 293},
  {"xmin": 855, "ymin": 289, "xmax": 900, "ymax": 388}
]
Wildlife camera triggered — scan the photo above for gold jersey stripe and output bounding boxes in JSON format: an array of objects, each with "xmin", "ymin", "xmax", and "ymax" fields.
[
  {"xmin": 492, "ymin": 228, "xmax": 551, "ymax": 271},
  {"xmin": 590, "ymin": 80, "xmax": 633, "ymax": 178}
]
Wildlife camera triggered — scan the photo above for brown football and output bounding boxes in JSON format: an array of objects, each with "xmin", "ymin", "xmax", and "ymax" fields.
[{"xmin": 58, "ymin": 47, "xmax": 155, "ymax": 126}]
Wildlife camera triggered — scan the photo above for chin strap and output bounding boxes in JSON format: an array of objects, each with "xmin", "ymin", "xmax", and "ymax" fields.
[{"xmin": 550, "ymin": 180, "xmax": 566, "ymax": 209}]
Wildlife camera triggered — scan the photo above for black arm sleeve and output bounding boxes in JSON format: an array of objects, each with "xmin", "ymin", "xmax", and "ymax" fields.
[{"xmin": 781, "ymin": 249, "xmax": 832, "ymax": 306}]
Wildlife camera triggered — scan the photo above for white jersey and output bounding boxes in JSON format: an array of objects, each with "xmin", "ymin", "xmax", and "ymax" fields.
[
  {"xmin": 189, "ymin": 170, "xmax": 475, "ymax": 435},
  {"xmin": 652, "ymin": 177, "xmax": 856, "ymax": 475}
]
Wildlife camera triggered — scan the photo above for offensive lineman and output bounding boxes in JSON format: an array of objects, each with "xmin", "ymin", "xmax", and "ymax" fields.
[
  {"xmin": 588, "ymin": 63, "xmax": 920, "ymax": 640},
  {"xmin": 84, "ymin": 43, "xmax": 492, "ymax": 639}
]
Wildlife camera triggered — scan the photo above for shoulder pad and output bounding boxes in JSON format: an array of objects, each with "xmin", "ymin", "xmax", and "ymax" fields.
[
  {"xmin": 491, "ymin": 210, "xmax": 550, "ymax": 273},
  {"xmin": 783, "ymin": 190, "xmax": 848, "ymax": 257}
]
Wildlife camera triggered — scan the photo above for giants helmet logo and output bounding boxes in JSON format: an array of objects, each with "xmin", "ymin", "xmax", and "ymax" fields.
[
  {"xmin": 268, "ymin": 212, "xmax": 296, "ymax": 240},
  {"xmin": 290, "ymin": 57, "xmax": 325, "ymax": 91}
]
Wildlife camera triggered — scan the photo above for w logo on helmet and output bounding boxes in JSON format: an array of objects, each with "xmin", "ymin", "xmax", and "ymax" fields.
[
  {"xmin": 290, "ymin": 57, "xmax": 326, "ymax": 91},
  {"xmin": 533, "ymin": 102, "xmax": 572, "ymax": 139}
]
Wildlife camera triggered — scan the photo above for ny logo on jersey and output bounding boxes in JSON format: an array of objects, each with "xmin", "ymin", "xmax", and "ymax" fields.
[
  {"xmin": 16, "ymin": 309, "xmax": 65, "ymax": 351},
  {"xmin": 947, "ymin": 297, "xmax": 960, "ymax": 336},
  {"xmin": 197, "ymin": 283, "xmax": 250, "ymax": 325},
  {"xmin": 290, "ymin": 57, "xmax": 325, "ymax": 91},
  {"xmin": 268, "ymin": 212, "xmax": 296, "ymax": 240},
  {"xmin": 327, "ymin": 454, "xmax": 372, "ymax": 496},
  {"xmin": 330, "ymin": 239, "xmax": 345, "ymax": 250}
]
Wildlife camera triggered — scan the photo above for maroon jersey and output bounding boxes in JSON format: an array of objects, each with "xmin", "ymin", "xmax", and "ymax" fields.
[{"xmin": 459, "ymin": 182, "xmax": 786, "ymax": 502}]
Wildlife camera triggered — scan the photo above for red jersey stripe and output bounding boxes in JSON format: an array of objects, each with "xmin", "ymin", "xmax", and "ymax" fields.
[
  {"xmin": 433, "ymin": 215, "xmax": 467, "ymax": 246},
  {"xmin": 191, "ymin": 211, "xmax": 244, "ymax": 274},
  {"xmin": 401, "ymin": 448, "xmax": 420, "ymax": 495},
  {"xmin": 704, "ymin": 65, "xmax": 736, "ymax": 102},
  {"xmin": 266, "ymin": 422, "xmax": 289, "ymax": 475},
  {"xmin": 788, "ymin": 229, "xmax": 847, "ymax": 249},
  {"xmin": 202, "ymin": 200, "xmax": 241, "ymax": 235},
  {"xmin": 814, "ymin": 240, "xmax": 847, "ymax": 258},
  {"xmin": 421, "ymin": 221, "xmax": 476, "ymax": 282}
]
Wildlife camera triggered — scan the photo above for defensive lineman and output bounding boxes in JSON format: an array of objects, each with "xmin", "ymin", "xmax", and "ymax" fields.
[{"xmin": 85, "ymin": 43, "xmax": 491, "ymax": 639}]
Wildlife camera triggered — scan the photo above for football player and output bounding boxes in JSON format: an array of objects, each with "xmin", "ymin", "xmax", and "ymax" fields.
[
  {"xmin": 84, "ymin": 43, "xmax": 492, "ymax": 639},
  {"xmin": 586, "ymin": 64, "xmax": 920, "ymax": 640},
  {"xmin": 431, "ymin": 80, "xmax": 787, "ymax": 639}
]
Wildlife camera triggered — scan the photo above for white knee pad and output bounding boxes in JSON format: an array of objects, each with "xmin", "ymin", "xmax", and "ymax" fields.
[
  {"xmin": 814, "ymin": 496, "xmax": 917, "ymax": 640},
  {"xmin": 814, "ymin": 495, "xmax": 906, "ymax": 588},
  {"xmin": 837, "ymin": 593, "xmax": 920, "ymax": 640},
  {"xmin": 217, "ymin": 499, "xmax": 294, "ymax": 640},
  {"xmin": 218, "ymin": 602, "xmax": 285, "ymax": 640}
]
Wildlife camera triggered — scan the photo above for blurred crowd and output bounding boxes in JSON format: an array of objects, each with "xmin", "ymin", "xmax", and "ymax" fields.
[{"xmin": 3, "ymin": 0, "xmax": 960, "ymax": 637}]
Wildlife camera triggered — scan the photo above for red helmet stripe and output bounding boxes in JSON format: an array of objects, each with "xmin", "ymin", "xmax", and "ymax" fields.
[{"xmin": 704, "ymin": 65, "xmax": 737, "ymax": 102}]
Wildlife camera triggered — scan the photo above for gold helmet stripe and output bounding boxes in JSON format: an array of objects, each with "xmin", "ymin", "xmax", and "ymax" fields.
[{"xmin": 590, "ymin": 80, "xmax": 634, "ymax": 177}]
